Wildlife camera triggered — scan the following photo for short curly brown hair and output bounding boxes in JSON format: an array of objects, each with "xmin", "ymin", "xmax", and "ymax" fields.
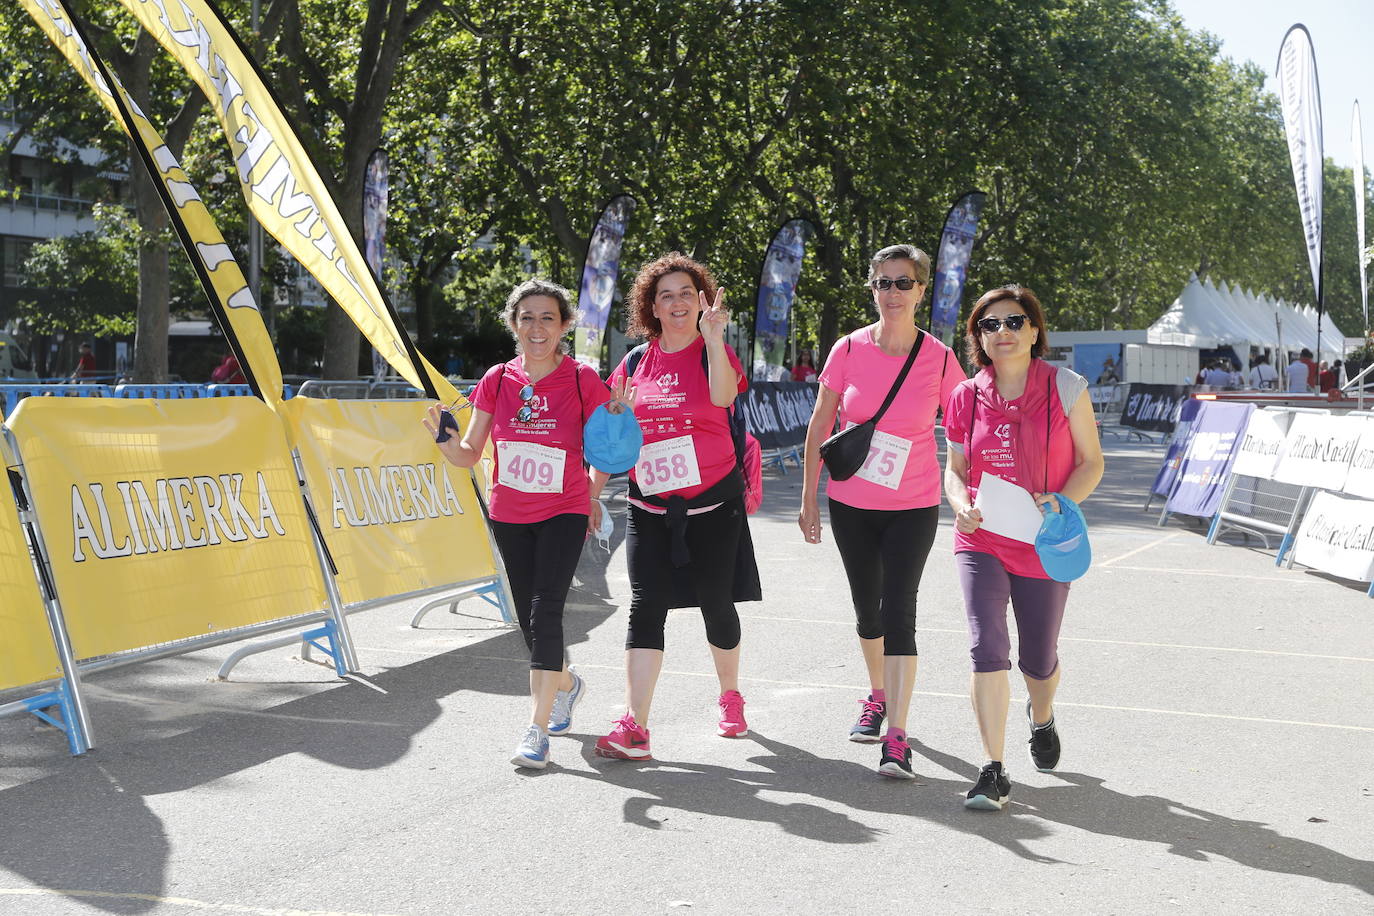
[{"xmin": 624, "ymin": 252, "xmax": 719, "ymax": 340}]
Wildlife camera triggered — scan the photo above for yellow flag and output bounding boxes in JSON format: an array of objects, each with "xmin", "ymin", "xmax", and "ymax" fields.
[
  {"xmin": 115, "ymin": 0, "xmax": 459, "ymax": 404},
  {"xmin": 19, "ymin": 0, "xmax": 284, "ymax": 404}
]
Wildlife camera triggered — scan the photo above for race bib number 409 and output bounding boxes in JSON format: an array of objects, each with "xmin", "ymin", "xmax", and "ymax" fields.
[
  {"xmin": 636, "ymin": 435, "xmax": 702, "ymax": 496},
  {"xmin": 853, "ymin": 429, "xmax": 912, "ymax": 490},
  {"xmin": 497, "ymin": 441, "xmax": 567, "ymax": 494}
]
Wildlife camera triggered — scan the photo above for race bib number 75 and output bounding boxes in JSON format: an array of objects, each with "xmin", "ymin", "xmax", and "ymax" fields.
[{"xmin": 853, "ymin": 429, "xmax": 912, "ymax": 490}]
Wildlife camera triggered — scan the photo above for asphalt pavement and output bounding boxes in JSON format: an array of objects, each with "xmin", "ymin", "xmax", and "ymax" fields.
[{"xmin": 1, "ymin": 438, "xmax": 1371, "ymax": 915}]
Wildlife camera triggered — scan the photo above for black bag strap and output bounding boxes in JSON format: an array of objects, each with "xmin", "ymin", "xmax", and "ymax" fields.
[{"xmin": 868, "ymin": 329, "xmax": 925, "ymax": 426}]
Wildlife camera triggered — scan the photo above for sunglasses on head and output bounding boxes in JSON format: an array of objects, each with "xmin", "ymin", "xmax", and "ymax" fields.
[
  {"xmin": 870, "ymin": 276, "xmax": 919, "ymax": 291},
  {"xmin": 977, "ymin": 314, "xmax": 1030, "ymax": 334},
  {"xmin": 513, "ymin": 383, "xmax": 539, "ymax": 423}
]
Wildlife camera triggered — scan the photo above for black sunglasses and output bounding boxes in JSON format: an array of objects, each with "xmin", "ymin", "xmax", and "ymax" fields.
[
  {"xmin": 870, "ymin": 276, "xmax": 919, "ymax": 291},
  {"xmin": 977, "ymin": 314, "xmax": 1030, "ymax": 334},
  {"xmin": 513, "ymin": 383, "xmax": 539, "ymax": 423}
]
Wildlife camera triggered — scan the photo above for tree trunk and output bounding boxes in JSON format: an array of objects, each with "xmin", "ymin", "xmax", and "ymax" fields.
[
  {"xmin": 130, "ymin": 144, "xmax": 169, "ymax": 383},
  {"xmin": 322, "ymin": 178, "xmax": 364, "ymax": 379},
  {"xmin": 816, "ymin": 229, "xmax": 846, "ymax": 358}
]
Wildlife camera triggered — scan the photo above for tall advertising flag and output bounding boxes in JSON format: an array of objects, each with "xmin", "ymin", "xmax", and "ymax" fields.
[
  {"xmin": 751, "ymin": 219, "xmax": 813, "ymax": 380},
  {"xmin": 930, "ymin": 191, "xmax": 987, "ymax": 346},
  {"xmin": 20, "ymin": 0, "xmax": 282, "ymax": 403},
  {"xmin": 363, "ymin": 148, "xmax": 390, "ymax": 381},
  {"xmin": 574, "ymin": 194, "xmax": 636, "ymax": 372},
  {"xmin": 1276, "ymin": 24, "xmax": 1324, "ymax": 347},
  {"xmin": 114, "ymin": 0, "xmax": 454, "ymax": 403},
  {"xmin": 1354, "ymin": 102, "xmax": 1368, "ymax": 333}
]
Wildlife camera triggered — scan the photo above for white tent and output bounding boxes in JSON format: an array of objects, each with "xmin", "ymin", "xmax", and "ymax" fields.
[
  {"xmin": 1147, "ymin": 274, "xmax": 1228, "ymax": 348},
  {"xmin": 1209, "ymin": 280, "xmax": 1276, "ymax": 354}
]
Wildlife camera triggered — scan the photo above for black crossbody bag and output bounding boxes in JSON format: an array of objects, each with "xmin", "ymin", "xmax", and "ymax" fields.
[{"xmin": 819, "ymin": 330, "xmax": 925, "ymax": 480}]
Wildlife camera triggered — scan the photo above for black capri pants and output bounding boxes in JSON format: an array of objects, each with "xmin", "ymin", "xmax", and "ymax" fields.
[
  {"xmin": 489, "ymin": 512, "xmax": 586, "ymax": 671},
  {"xmin": 625, "ymin": 497, "xmax": 744, "ymax": 651},
  {"xmin": 827, "ymin": 499, "xmax": 940, "ymax": 656}
]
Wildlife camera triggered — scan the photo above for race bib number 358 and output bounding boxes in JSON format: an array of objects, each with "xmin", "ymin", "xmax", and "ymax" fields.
[
  {"xmin": 853, "ymin": 428, "xmax": 913, "ymax": 490},
  {"xmin": 636, "ymin": 435, "xmax": 702, "ymax": 496},
  {"xmin": 497, "ymin": 440, "xmax": 567, "ymax": 494}
]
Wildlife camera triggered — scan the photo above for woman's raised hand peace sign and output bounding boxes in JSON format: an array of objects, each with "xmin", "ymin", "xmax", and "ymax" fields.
[
  {"xmin": 607, "ymin": 377, "xmax": 637, "ymax": 415},
  {"xmin": 699, "ymin": 288, "xmax": 728, "ymax": 344}
]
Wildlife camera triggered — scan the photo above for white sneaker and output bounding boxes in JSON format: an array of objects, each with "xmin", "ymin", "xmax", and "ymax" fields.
[
  {"xmin": 511, "ymin": 724, "xmax": 549, "ymax": 769},
  {"xmin": 548, "ymin": 668, "xmax": 586, "ymax": 735}
]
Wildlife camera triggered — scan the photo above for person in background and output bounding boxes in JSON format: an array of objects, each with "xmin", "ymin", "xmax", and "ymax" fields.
[
  {"xmin": 1318, "ymin": 360, "xmax": 1338, "ymax": 393},
  {"xmin": 68, "ymin": 342, "xmax": 96, "ymax": 382},
  {"xmin": 1225, "ymin": 360, "xmax": 1242, "ymax": 389},
  {"xmin": 1299, "ymin": 349, "xmax": 1318, "ymax": 390},
  {"xmin": 1094, "ymin": 358, "xmax": 1119, "ymax": 385},
  {"xmin": 1202, "ymin": 361, "xmax": 1229, "ymax": 388},
  {"xmin": 1252, "ymin": 354, "xmax": 1278, "ymax": 389},
  {"xmin": 1286, "ymin": 350, "xmax": 1312, "ymax": 393},
  {"xmin": 210, "ymin": 353, "xmax": 246, "ymax": 384},
  {"xmin": 792, "ymin": 349, "xmax": 818, "ymax": 383}
]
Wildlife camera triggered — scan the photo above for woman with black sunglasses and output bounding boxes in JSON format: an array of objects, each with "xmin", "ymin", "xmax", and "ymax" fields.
[
  {"xmin": 943, "ymin": 285, "xmax": 1103, "ymax": 811},
  {"xmin": 798, "ymin": 244, "xmax": 965, "ymax": 780},
  {"xmin": 424, "ymin": 278, "xmax": 632, "ymax": 770}
]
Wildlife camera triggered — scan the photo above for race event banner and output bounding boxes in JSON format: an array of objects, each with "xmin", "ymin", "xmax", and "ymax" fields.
[
  {"xmin": 21, "ymin": 0, "xmax": 282, "ymax": 402},
  {"xmin": 1230, "ymin": 408, "xmax": 1293, "ymax": 480},
  {"xmin": 6, "ymin": 398, "xmax": 325, "ymax": 660},
  {"xmin": 1339, "ymin": 416, "xmax": 1374, "ymax": 500},
  {"xmin": 1272, "ymin": 412, "xmax": 1363, "ymax": 490},
  {"xmin": 574, "ymin": 194, "xmax": 636, "ymax": 372},
  {"xmin": 281, "ymin": 399, "xmax": 497, "ymax": 607},
  {"xmin": 1277, "ymin": 24, "xmax": 1324, "ymax": 304},
  {"xmin": 1148, "ymin": 397, "xmax": 1204, "ymax": 497},
  {"xmin": 736, "ymin": 382, "xmax": 817, "ymax": 451},
  {"xmin": 115, "ymin": 0, "xmax": 455, "ymax": 403},
  {"xmin": 1354, "ymin": 102, "xmax": 1368, "ymax": 330},
  {"xmin": 0, "ymin": 436, "xmax": 62, "ymax": 692},
  {"xmin": 930, "ymin": 191, "xmax": 986, "ymax": 346},
  {"xmin": 364, "ymin": 148, "xmax": 390, "ymax": 381},
  {"xmin": 752, "ymin": 219, "xmax": 813, "ymax": 379},
  {"xmin": 1122, "ymin": 384, "xmax": 1191, "ymax": 434},
  {"xmin": 1292, "ymin": 490, "xmax": 1374, "ymax": 583},
  {"xmin": 1165, "ymin": 401, "xmax": 1253, "ymax": 517}
]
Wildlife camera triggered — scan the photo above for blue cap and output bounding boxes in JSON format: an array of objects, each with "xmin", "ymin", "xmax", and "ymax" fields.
[
  {"xmin": 583, "ymin": 403, "xmax": 642, "ymax": 474},
  {"xmin": 1034, "ymin": 494, "xmax": 1092, "ymax": 582}
]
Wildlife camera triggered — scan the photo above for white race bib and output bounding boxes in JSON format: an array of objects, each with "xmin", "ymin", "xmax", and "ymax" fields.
[
  {"xmin": 497, "ymin": 440, "xmax": 566, "ymax": 494},
  {"xmin": 635, "ymin": 435, "xmax": 702, "ymax": 496},
  {"xmin": 853, "ymin": 428, "xmax": 913, "ymax": 490}
]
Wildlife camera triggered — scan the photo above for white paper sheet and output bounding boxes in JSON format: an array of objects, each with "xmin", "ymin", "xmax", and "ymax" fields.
[{"xmin": 973, "ymin": 473, "xmax": 1043, "ymax": 544}]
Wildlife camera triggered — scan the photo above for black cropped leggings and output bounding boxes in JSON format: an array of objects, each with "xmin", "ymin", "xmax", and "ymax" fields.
[
  {"xmin": 827, "ymin": 499, "xmax": 939, "ymax": 656},
  {"xmin": 489, "ymin": 512, "xmax": 586, "ymax": 671},
  {"xmin": 625, "ymin": 498, "xmax": 743, "ymax": 651}
]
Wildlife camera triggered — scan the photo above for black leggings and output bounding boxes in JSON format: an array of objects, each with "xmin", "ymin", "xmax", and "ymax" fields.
[
  {"xmin": 827, "ymin": 499, "xmax": 939, "ymax": 656},
  {"xmin": 625, "ymin": 498, "xmax": 743, "ymax": 651},
  {"xmin": 489, "ymin": 513, "xmax": 586, "ymax": 671}
]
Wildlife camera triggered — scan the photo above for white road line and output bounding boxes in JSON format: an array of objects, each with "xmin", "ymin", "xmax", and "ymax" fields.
[
  {"xmin": 1099, "ymin": 564, "xmax": 1304, "ymax": 582},
  {"xmin": 409, "ymin": 653, "xmax": 1374, "ymax": 733},
  {"xmin": 1098, "ymin": 531, "xmax": 1183, "ymax": 566}
]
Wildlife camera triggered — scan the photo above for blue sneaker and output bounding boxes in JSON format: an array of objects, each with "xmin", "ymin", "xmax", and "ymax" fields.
[
  {"xmin": 511, "ymin": 724, "xmax": 549, "ymax": 769},
  {"xmin": 548, "ymin": 669, "xmax": 586, "ymax": 735}
]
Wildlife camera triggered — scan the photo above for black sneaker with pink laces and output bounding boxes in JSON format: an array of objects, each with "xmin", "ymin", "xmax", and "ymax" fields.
[{"xmin": 849, "ymin": 695, "xmax": 885, "ymax": 743}]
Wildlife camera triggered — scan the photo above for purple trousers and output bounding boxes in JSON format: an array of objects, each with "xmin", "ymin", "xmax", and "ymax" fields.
[{"xmin": 956, "ymin": 551, "xmax": 1070, "ymax": 680}]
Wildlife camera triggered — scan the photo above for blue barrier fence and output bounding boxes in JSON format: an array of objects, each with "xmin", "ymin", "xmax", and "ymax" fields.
[{"xmin": 0, "ymin": 383, "xmax": 297, "ymax": 419}]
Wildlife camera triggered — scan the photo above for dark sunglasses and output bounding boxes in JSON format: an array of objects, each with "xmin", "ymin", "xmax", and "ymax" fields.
[
  {"xmin": 870, "ymin": 276, "xmax": 919, "ymax": 291},
  {"xmin": 977, "ymin": 314, "xmax": 1030, "ymax": 334},
  {"xmin": 513, "ymin": 384, "xmax": 539, "ymax": 423}
]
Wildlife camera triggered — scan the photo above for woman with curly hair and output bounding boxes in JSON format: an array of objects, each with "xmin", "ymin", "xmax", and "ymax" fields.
[{"xmin": 592, "ymin": 253, "xmax": 759, "ymax": 761}]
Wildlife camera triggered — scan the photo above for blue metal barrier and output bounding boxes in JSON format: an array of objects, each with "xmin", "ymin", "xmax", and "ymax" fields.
[
  {"xmin": 113, "ymin": 384, "xmax": 208, "ymax": 399},
  {"xmin": 0, "ymin": 384, "xmax": 113, "ymax": 419}
]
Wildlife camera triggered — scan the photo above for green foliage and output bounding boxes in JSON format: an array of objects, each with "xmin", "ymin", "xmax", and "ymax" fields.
[{"xmin": 16, "ymin": 204, "xmax": 141, "ymax": 336}]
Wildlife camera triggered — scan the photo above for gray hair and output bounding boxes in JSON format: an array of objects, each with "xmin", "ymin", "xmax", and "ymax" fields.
[
  {"xmin": 867, "ymin": 244, "xmax": 932, "ymax": 286},
  {"xmin": 502, "ymin": 278, "xmax": 577, "ymax": 348}
]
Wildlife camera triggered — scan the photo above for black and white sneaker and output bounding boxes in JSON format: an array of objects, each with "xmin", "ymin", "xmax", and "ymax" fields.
[
  {"xmin": 877, "ymin": 734, "xmax": 915, "ymax": 779},
  {"xmin": 1026, "ymin": 699, "xmax": 1061, "ymax": 772},
  {"xmin": 849, "ymin": 696, "xmax": 886, "ymax": 743},
  {"xmin": 965, "ymin": 762, "xmax": 1011, "ymax": 810}
]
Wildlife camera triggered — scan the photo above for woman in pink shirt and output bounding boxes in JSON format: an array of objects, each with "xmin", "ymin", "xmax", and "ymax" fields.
[
  {"xmin": 943, "ymin": 285, "xmax": 1103, "ymax": 810},
  {"xmin": 594, "ymin": 253, "xmax": 758, "ymax": 761},
  {"xmin": 424, "ymin": 279, "xmax": 630, "ymax": 770},
  {"xmin": 799, "ymin": 244, "xmax": 966, "ymax": 779}
]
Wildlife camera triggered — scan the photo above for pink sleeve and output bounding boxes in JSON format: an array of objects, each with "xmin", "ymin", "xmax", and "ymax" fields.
[
  {"xmin": 470, "ymin": 364, "xmax": 503, "ymax": 414},
  {"xmin": 724, "ymin": 344, "xmax": 748, "ymax": 392},
  {"xmin": 608, "ymin": 355, "xmax": 630, "ymax": 388},
  {"xmin": 944, "ymin": 381, "xmax": 973, "ymax": 445},
  {"xmin": 579, "ymin": 364, "xmax": 613, "ymax": 422},
  {"xmin": 817, "ymin": 336, "xmax": 848, "ymax": 392}
]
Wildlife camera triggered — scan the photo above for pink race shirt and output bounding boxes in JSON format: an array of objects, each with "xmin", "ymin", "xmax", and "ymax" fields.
[
  {"xmin": 818, "ymin": 327, "xmax": 965, "ymax": 510},
  {"xmin": 609, "ymin": 337, "xmax": 746, "ymax": 501},
  {"xmin": 470, "ymin": 355, "xmax": 610, "ymax": 524}
]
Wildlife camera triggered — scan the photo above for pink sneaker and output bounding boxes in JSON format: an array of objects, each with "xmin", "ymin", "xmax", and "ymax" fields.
[
  {"xmin": 595, "ymin": 714, "xmax": 653, "ymax": 759},
  {"xmin": 717, "ymin": 690, "xmax": 748, "ymax": 737}
]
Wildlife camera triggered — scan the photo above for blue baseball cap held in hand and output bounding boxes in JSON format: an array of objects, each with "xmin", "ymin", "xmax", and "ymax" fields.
[
  {"xmin": 583, "ymin": 403, "xmax": 642, "ymax": 474},
  {"xmin": 1035, "ymin": 493, "xmax": 1092, "ymax": 582}
]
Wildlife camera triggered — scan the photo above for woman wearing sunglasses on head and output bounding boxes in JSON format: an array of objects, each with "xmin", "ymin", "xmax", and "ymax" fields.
[
  {"xmin": 942, "ymin": 285, "xmax": 1103, "ymax": 811},
  {"xmin": 424, "ymin": 278, "xmax": 633, "ymax": 770},
  {"xmin": 591, "ymin": 252, "xmax": 759, "ymax": 761},
  {"xmin": 799, "ymin": 244, "xmax": 965, "ymax": 780}
]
